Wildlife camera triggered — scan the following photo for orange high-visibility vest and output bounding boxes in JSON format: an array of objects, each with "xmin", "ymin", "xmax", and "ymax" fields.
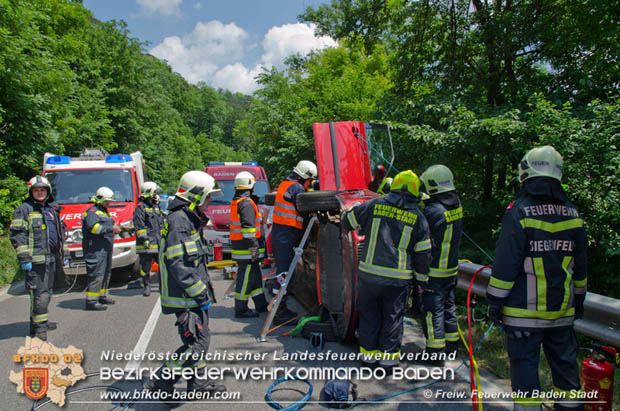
[
  {"xmin": 273, "ymin": 180, "xmax": 303, "ymax": 229},
  {"xmin": 229, "ymin": 197, "xmax": 261, "ymax": 241}
]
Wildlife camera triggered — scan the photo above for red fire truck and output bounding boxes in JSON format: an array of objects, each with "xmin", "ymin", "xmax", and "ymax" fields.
[
  {"xmin": 42, "ymin": 149, "xmax": 146, "ymax": 278},
  {"xmin": 203, "ymin": 162, "xmax": 272, "ymax": 254}
]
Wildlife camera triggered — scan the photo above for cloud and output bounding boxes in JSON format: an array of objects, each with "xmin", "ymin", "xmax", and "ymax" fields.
[
  {"xmin": 149, "ymin": 21, "xmax": 337, "ymax": 94},
  {"xmin": 137, "ymin": 0, "xmax": 183, "ymax": 16}
]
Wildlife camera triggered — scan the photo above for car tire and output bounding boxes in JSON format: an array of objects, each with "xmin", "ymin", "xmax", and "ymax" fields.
[
  {"xmin": 264, "ymin": 192, "xmax": 276, "ymax": 206},
  {"xmin": 296, "ymin": 191, "xmax": 340, "ymax": 213},
  {"xmin": 301, "ymin": 320, "xmax": 339, "ymax": 342}
]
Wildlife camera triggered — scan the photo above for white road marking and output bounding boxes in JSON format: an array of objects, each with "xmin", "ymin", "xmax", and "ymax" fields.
[{"xmin": 125, "ymin": 296, "xmax": 161, "ymax": 371}]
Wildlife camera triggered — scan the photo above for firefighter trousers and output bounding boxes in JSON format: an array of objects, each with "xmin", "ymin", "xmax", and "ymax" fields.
[
  {"xmin": 506, "ymin": 326, "xmax": 583, "ymax": 411},
  {"xmin": 234, "ymin": 261, "xmax": 267, "ymax": 312},
  {"xmin": 421, "ymin": 276, "xmax": 458, "ymax": 353},
  {"xmin": 357, "ymin": 280, "xmax": 410, "ymax": 363},
  {"xmin": 139, "ymin": 254, "xmax": 154, "ymax": 287},
  {"xmin": 153, "ymin": 309, "xmax": 212, "ymax": 390},
  {"xmin": 26, "ymin": 253, "xmax": 57, "ymax": 335},
  {"xmin": 85, "ymin": 248, "xmax": 112, "ymax": 303},
  {"xmin": 271, "ymin": 228, "xmax": 302, "ymax": 291}
]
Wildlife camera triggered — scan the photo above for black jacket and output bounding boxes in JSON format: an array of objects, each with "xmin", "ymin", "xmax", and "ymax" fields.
[
  {"xmin": 342, "ymin": 190, "xmax": 431, "ymax": 287},
  {"xmin": 230, "ymin": 190, "xmax": 265, "ymax": 260},
  {"xmin": 133, "ymin": 197, "xmax": 164, "ymax": 253},
  {"xmin": 82, "ymin": 203, "xmax": 116, "ymax": 259},
  {"xmin": 10, "ymin": 198, "xmax": 66, "ymax": 264},
  {"xmin": 487, "ymin": 178, "xmax": 588, "ymax": 329},
  {"xmin": 159, "ymin": 197, "xmax": 213, "ymax": 314},
  {"xmin": 422, "ymin": 191, "xmax": 463, "ymax": 278}
]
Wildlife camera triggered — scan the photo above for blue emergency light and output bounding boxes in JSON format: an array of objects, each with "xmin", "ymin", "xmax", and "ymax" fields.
[
  {"xmin": 105, "ymin": 154, "xmax": 132, "ymax": 163},
  {"xmin": 209, "ymin": 162, "xmax": 225, "ymax": 165},
  {"xmin": 46, "ymin": 156, "xmax": 71, "ymax": 165},
  {"xmin": 242, "ymin": 161, "xmax": 258, "ymax": 166}
]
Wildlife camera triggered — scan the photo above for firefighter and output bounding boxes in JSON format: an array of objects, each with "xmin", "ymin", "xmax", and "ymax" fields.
[
  {"xmin": 487, "ymin": 146, "xmax": 587, "ymax": 411},
  {"xmin": 82, "ymin": 187, "xmax": 121, "ymax": 311},
  {"xmin": 133, "ymin": 181, "xmax": 164, "ymax": 297},
  {"xmin": 144, "ymin": 171, "xmax": 225, "ymax": 399},
  {"xmin": 10, "ymin": 176, "xmax": 65, "ymax": 341},
  {"xmin": 341, "ymin": 170, "xmax": 431, "ymax": 371},
  {"xmin": 418, "ymin": 165, "xmax": 463, "ymax": 365},
  {"xmin": 230, "ymin": 171, "xmax": 268, "ymax": 318},
  {"xmin": 271, "ymin": 160, "xmax": 317, "ymax": 325}
]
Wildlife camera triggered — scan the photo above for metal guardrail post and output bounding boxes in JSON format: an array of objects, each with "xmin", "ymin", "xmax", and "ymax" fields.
[{"xmin": 457, "ymin": 262, "xmax": 620, "ymax": 347}]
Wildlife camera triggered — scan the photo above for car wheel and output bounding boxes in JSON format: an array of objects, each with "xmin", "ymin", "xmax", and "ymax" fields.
[
  {"xmin": 301, "ymin": 320, "xmax": 339, "ymax": 342},
  {"xmin": 296, "ymin": 191, "xmax": 340, "ymax": 213}
]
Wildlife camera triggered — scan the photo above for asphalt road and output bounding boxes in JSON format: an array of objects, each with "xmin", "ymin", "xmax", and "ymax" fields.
[{"xmin": 1, "ymin": 268, "xmax": 513, "ymax": 411}]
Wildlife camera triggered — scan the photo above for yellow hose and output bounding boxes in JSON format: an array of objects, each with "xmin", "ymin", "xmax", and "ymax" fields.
[{"xmin": 457, "ymin": 321, "xmax": 483, "ymax": 411}]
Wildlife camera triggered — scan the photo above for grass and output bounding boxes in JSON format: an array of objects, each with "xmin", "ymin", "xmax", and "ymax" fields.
[{"xmin": 0, "ymin": 233, "xmax": 21, "ymax": 287}]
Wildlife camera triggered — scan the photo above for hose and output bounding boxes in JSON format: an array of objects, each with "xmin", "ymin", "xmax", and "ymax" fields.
[{"xmin": 266, "ymin": 376, "xmax": 313, "ymax": 410}]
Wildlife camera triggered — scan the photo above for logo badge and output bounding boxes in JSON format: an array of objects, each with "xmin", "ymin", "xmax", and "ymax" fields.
[{"xmin": 23, "ymin": 368, "xmax": 48, "ymax": 400}]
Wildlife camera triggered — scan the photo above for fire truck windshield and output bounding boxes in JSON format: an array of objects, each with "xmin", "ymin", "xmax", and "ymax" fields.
[
  {"xmin": 209, "ymin": 180, "xmax": 269, "ymax": 205},
  {"xmin": 45, "ymin": 169, "xmax": 135, "ymax": 204}
]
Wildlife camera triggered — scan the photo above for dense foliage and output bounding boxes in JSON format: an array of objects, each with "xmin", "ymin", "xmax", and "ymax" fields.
[{"xmin": 0, "ymin": 0, "xmax": 251, "ymax": 226}]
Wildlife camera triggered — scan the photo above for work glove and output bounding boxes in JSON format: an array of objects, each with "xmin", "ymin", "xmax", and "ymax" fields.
[
  {"xmin": 575, "ymin": 303, "xmax": 584, "ymax": 320},
  {"xmin": 21, "ymin": 262, "xmax": 32, "ymax": 271},
  {"xmin": 143, "ymin": 240, "xmax": 150, "ymax": 249},
  {"xmin": 487, "ymin": 305, "xmax": 502, "ymax": 324},
  {"xmin": 506, "ymin": 329, "xmax": 531, "ymax": 339},
  {"xmin": 249, "ymin": 246, "xmax": 259, "ymax": 262},
  {"xmin": 200, "ymin": 301, "xmax": 212, "ymax": 311},
  {"xmin": 176, "ymin": 310, "xmax": 203, "ymax": 345}
]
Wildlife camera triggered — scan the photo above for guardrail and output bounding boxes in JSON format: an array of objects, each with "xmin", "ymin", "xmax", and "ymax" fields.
[{"xmin": 457, "ymin": 262, "xmax": 620, "ymax": 347}]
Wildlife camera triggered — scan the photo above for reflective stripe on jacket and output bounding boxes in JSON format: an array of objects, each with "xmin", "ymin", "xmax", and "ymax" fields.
[
  {"xmin": 230, "ymin": 192, "xmax": 265, "ymax": 261},
  {"xmin": 273, "ymin": 180, "xmax": 303, "ymax": 229},
  {"xmin": 487, "ymin": 178, "xmax": 588, "ymax": 329},
  {"xmin": 10, "ymin": 198, "xmax": 66, "ymax": 264},
  {"xmin": 341, "ymin": 191, "xmax": 431, "ymax": 287},
  {"xmin": 159, "ymin": 197, "xmax": 213, "ymax": 314},
  {"xmin": 423, "ymin": 192, "xmax": 463, "ymax": 278},
  {"xmin": 133, "ymin": 199, "xmax": 164, "ymax": 251}
]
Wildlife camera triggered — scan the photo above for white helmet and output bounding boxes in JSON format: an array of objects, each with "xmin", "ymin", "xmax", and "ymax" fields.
[
  {"xmin": 141, "ymin": 181, "xmax": 161, "ymax": 198},
  {"xmin": 519, "ymin": 145, "xmax": 563, "ymax": 183},
  {"xmin": 420, "ymin": 165, "xmax": 456, "ymax": 195},
  {"xmin": 92, "ymin": 186, "xmax": 115, "ymax": 204},
  {"xmin": 293, "ymin": 160, "xmax": 318, "ymax": 180},
  {"xmin": 175, "ymin": 171, "xmax": 222, "ymax": 206},
  {"xmin": 27, "ymin": 176, "xmax": 52, "ymax": 200},
  {"xmin": 234, "ymin": 171, "xmax": 256, "ymax": 190}
]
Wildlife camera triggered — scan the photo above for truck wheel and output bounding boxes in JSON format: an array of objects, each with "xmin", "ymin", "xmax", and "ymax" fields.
[
  {"xmin": 301, "ymin": 320, "xmax": 339, "ymax": 342},
  {"xmin": 264, "ymin": 192, "xmax": 276, "ymax": 206},
  {"xmin": 297, "ymin": 191, "xmax": 339, "ymax": 213}
]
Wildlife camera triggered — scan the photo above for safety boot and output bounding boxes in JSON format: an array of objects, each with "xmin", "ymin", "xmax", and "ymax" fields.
[
  {"xmin": 45, "ymin": 321, "xmax": 58, "ymax": 331},
  {"xmin": 99, "ymin": 296, "xmax": 115, "ymax": 305},
  {"xmin": 235, "ymin": 309, "xmax": 259, "ymax": 318},
  {"xmin": 32, "ymin": 331, "xmax": 47, "ymax": 341},
  {"xmin": 86, "ymin": 302, "xmax": 108, "ymax": 311},
  {"xmin": 143, "ymin": 380, "xmax": 179, "ymax": 407},
  {"xmin": 273, "ymin": 305, "xmax": 297, "ymax": 326}
]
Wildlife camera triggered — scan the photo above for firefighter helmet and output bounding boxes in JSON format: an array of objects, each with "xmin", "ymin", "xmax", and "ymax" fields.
[
  {"xmin": 293, "ymin": 160, "xmax": 318, "ymax": 180},
  {"xmin": 141, "ymin": 181, "xmax": 161, "ymax": 198},
  {"xmin": 175, "ymin": 171, "xmax": 222, "ymax": 206},
  {"xmin": 234, "ymin": 171, "xmax": 256, "ymax": 190},
  {"xmin": 92, "ymin": 187, "xmax": 115, "ymax": 204},
  {"xmin": 519, "ymin": 145, "xmax": 563, "ymax": 183},
  {"xmin": 27, "ymin": 176, "xmax": 52, "ymax": 201},
  {"xmin": 391, "ymin": 170, "xmax": 422, "ymax": 197},
  {"xmin": 420, "ymin": 165, "xmax": 456, "ymax": 195},
  {"xmin": 377, "ymin": 177, "xmax": 393, "ymax": 195}
]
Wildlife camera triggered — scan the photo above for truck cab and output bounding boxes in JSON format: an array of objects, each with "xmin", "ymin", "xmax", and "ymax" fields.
[
  {"xmin": 203, "ymin": 162, "xmax": 271, "ymax": 253},
  {"xmin": 42, "ymin": 149, "xmax": 145, "ymax": 276}
]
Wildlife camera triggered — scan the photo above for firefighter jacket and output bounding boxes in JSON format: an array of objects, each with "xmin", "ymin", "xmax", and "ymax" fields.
[
  {"xmin": 341, "ymin": 190, "xmax": 432, "ymax": 287},
  {"xmin": 273, "ymin": 175, "xmax": 305, "ymax": 230},
  {"xmin": 82, "ymin": 203, "xmax": 115, "ymax": 257},
  {"xmin": 133, "ymin": 197, "xmax": 164, "ymax": 254},
  {"xmin": 487, "ymin": 177, "xmax": 588, "ymax": 329},
  {"xmin": 230, "ymin": 190, "xmax": 265, "ymax": 261},
  {"xmin": 159, "ymin": 197, "xmax": 213, "ymax": 315},
  {"xmin": 10, "ymin": 198, "xmax": 66, "ymax": 264},
  {"xmin": 423, "ymin": 191, "xmax": 463, "ymax": 278}
]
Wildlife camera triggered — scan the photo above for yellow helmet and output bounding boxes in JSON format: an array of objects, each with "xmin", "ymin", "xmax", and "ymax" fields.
[
  {"xmin": 519, "ymin": 145, "xmax": 563, "ymax": 183},
  {"xmin": 420, "ymin": 165, "xmax": 455, "ymax": 195},
  {"xmin": 234, "ymin": 171, "xmax": 256, "ymax": 190},
  {"xmin": 391, "ymin": 170, "xmax": 422, "ymax": 197}
]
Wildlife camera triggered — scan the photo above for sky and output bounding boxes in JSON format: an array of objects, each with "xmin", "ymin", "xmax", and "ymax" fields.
[{"xmin": 82, "ymin": 0, "xmax": 336, "ymax": 95}]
